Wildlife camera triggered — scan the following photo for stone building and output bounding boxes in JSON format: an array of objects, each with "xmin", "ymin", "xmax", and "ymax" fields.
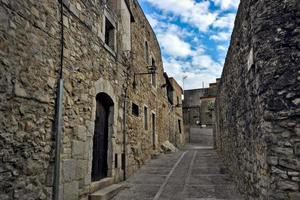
[
  {"xmin": 0, "ymin": 0, "xmax": 179, "ymax": 199},
  {"xmin": 164, "ymin": 74, "xmax": 184, "ymax": 146},
  {"xmin": 183, "ymin": 79, "xmax": 219, "ymax": 127},
  {"xmin": 215, "ymin": 0, "xmax": 300, "ymax": 199}
]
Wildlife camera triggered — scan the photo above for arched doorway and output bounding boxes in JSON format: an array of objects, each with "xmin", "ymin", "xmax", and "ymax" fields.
[{"xmin": 92, "ymin": 93, "xmax": 114, "ymax": 182}]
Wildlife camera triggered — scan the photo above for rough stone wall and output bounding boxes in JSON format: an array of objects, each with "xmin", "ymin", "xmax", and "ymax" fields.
[
  {"xmin": 183, "ymin": 88, "xmax": 208, "ymax": 108},
  {"xmin": 169, "ymin": 78, "xmax": 184, "ymax": 146},
  {"xmin": 183, "ymin": 82, "xmax": 218, "ymax": 127},
  {"xmin": 183, "ymin": 88, "xmax": 207, "ymax": 126},
  {"xmin": 126, "ymin": 0, "xmax": 170, "ymax": 175},
  {"xmin": 0, "ymin": 0, "xmax": 170, "ymax": 199},
  {"xmin": 199, "ymin": 97, "xmax": 215, "ymax": 126},
  {"xmin": 0, "ymin": 1, "xmax": 61, "ymax": 199},
  {"xmin": 215, "ymin": 0, "xmax": 300, "ymax": 199}
]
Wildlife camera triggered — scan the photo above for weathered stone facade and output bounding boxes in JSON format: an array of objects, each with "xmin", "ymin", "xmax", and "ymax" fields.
[
  {"xmin": 166, "ymin": 77, "xmax": 184, "ymax": 146},
  {"xmin": 183, "ymin": 79, "xmax": 218, "ymax": 127},
  {"xmin": 215, "ymin": 0, "xmax": 300, "ymax": 199},
  {"xmin": 0, "ymin": 0, "xmax": 178, "ymax": 199}
]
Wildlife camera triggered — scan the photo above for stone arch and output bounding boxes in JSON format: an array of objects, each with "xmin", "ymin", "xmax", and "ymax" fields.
[
  {"xmin": 91, "ymin": 92, "xmax": 114, "ymax": 181},
  {"xmin": 88, "ymin": 78, "xmax": 118, "ymax": 182}
]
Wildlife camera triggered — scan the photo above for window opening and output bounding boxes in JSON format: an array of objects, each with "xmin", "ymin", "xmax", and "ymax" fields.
[
  {"xmin": 178, "ymin": 119, "xmax": 182, "ymax": 134},
  {"xmin": 105, "ymin": 17, "xmax": 115, "ymax": 50},
  {"xmin": 132, "ymin": 103, "xmax": 139, "ymax": 117},
  {"xmin": 144, "ymin": 106, "xmax": 148, "ymax": 130}
]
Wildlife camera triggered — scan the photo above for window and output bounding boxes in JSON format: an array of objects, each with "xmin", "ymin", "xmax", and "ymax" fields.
[
  {"xmin": 132, "ymin": 103, "xmax": 139, "ymax": 116},
  {"xmin": 150, "ymin": 58, "xmax": 156, "ymax": 87},
  {"xmin": 167, "ymin": 87, "xmax": 174, "ymax": 105},
  {"xmin": 178, "ymin": 119, "xmax": 182, "ymax": 133},
  {"xmin": 115, "ymin": 154, "xmax": 118, "ymax": 168},
  {"xmin": 105, "ymin": 17, "xmax": 115, "ymax": 51},
  {"xmin": 152, "ymin": 113, "xmax": 156, "ymax": 149},
  {"xmin": 144, "ymin": 106, "xmax": 148, "ymax": 130},
  {"xmin": 177, "ymin": 96, "xmax": 180, "ymax": 105},
  {"xmin": 145, "ymin": 41, "xmax": 149, "ymax": 63},
  {"xmin": 121, "ymin": 153, "xmax": 125, "ymax": 170}
]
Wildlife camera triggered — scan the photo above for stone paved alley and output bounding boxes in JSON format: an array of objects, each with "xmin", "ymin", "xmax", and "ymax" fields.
[
  {"xmin": 112, "ymin": 128, "xmax": 243, "ymax": 200},
  {"xmin": 1, "ymin": 1, "xmax": 299, "ymax": 199}
]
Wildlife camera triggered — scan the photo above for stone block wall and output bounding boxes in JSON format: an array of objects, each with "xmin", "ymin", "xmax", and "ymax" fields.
[
  {"xmin": 169, "ymin": 78, "xmax": 184, "ymax": 146},
  {"xmin": 183, "ymin": 81, "xmax": 218, "ymax": 128},
  {"xmin": 215, "ymin": 0, "xmax": 300, "ymax": 199},
  {"xmin": 0, "ymin": 0, "xmax": 172, "ymax": 199},
  {"xmin": 125, "ymin": 0, "xmax": 171, "ymax": 175},
  {"xmin": 0, "ymin": 1, "xmax": 61, "ymax": 199}
]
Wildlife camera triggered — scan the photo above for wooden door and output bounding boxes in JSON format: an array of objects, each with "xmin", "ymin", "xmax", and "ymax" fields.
[{"xmin": 92, "ymin": 99, "xmax": 109, "ymax": 181}]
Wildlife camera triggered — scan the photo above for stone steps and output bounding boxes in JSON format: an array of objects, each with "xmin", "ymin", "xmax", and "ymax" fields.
[
  {"xmin": 90, "ymin": 177, "xmax": 114, "ymax": 194},
  {"xmin": 89, "ymin": 184, "xmax": 124, "ymax": 200}
]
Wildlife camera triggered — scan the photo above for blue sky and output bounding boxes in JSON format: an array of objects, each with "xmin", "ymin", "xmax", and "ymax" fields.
[{"xmin": 139, "ymin": 0, "xmax": 240, "ymax": 89}]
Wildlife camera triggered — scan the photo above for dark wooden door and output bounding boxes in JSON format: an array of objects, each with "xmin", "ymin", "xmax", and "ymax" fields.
[
  {"xmin": 152, "ymin": 113, "xmax": 155, "ymax": 149},
  {"xmin": 92, "ymin": 100, "xmax": 109, "ymax": 181}
]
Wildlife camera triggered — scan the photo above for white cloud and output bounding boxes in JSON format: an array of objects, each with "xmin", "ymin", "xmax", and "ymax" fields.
[
  {"xmin": 162, "ymin": 47, "xmax": 223, "ymax": 89},
  {"xmin": 148, "ymin": 15, "xmax": 192, "ymax": 37},
  {"xmin": 146, "ymin": 16, "xmax": 194, "ymax": 57},
  {"xmin": 163, "ymin": 58, "xmax": 183, "ymax": 77},
  {"xmin": 213, "ymin": 13, "xmax": 236, "ymax": 30},
  {"xmin": 209, "ymin": 31, "xmax": 231, "ymax": 41},
  {"xmin": 141, "ymin": 1, "xmax": 239, "ymax": 89},
  {"xmin": 184, "ymin": 72, "xmax": 219, "ymax": 89},
  {"xmin": 217, "ymin": 45, "xmax": 228, "ymax": 52},
  {"xmin": 143, "ymin": 0, "xmax": 218, "ymax": 32},
  {"xmin": 143, "ymin": 0, "xmax": 195, "ymax": 13},
  {"xmin": 191, "ymin": 55, "xmax": 222, "ymax": 75},
  {"xmin": 164, "ymin": 58, "xmax": 220, "ymax": 89},
  {"xmin": 146, "ymin": 14, "xmax": 159, "ymax": 28},
  {"xmin": 144, "ymin": 13, "xmax": 223, "ymax": 88},
  {"xmin": 158, "ymin": 34, "xmax": 192, "ymax": 57},
  {"xmin": 212, "ymin": 0, "xmax": 240, "ymax": 10}
]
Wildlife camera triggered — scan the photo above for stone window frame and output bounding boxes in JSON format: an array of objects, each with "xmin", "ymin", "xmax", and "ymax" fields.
[
  {"xmin": 144, "ymin": 105, "xmax": 148, "ymax": 130},
  {"xmin": 149, "ymin": 54, "xmax": 157, "ymax": 89},
  {"xmin": 119, "ymin": 0, "xmax": 132, "ymax": 51},
  {"xmin": 101, "ymin": 7, "xmax": 117, "ymax": 56},
  {"xmin": 89, "ymin": 78, "xmax": 119, "ymax": 188},
  {"xmin": 178, "ymin": 118, "xmax": 182, "ymax": 134},
  {"xmin": 144, "ymin": 40, "xmax": 149, "ymax": 64},
  {"xmin": 132, "ymin": 102, "xmax": 139, "ymax": 117},
  {"xmin": 101, "ymin": 0, "xmax": 117, "ymax": 11}
]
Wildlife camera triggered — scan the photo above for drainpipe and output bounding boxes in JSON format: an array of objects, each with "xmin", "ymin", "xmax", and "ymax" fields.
[
  {"xmin": 122, "ymin": 88, "xmax": 127, "ymax": 181},
  {"xmin": 168, "ymin": 104, "xmax": 171, "ymax": 142},
  {"xmin": 53, "ymin": 0, "xmax": 64, "ymax": 199},
  {"xmin": 174, "ymin": 112, "xmax": 177, "ymax": 147}
]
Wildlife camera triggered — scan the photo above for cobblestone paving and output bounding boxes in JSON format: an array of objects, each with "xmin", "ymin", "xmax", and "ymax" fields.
[
  {"xmin": 189, "ymin": 127, "xmax": 213, "ymax": 146},
  {"xmin": 112, "ymin": 145, "xmax": 243, "ymax": 200}
]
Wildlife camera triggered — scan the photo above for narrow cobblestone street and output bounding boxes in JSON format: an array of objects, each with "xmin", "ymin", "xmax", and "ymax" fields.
[
  {"xmin": 1, "ymin": 0, "xmax": 298, "ymax": 199},
  {"xmin": 112, "ymin": 128, "xmax": 243, "ymax": 200}
]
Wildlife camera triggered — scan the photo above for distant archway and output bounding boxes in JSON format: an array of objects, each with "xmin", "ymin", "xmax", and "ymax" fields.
[{"xmin": 91, "ymin": 92, "xmax": 114, "ymax": 182}]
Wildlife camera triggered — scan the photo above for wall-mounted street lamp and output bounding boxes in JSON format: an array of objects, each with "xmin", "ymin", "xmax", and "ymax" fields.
[{"xmin": 133, "ymin": 60, "xmax": 157, "ymax": 88}]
